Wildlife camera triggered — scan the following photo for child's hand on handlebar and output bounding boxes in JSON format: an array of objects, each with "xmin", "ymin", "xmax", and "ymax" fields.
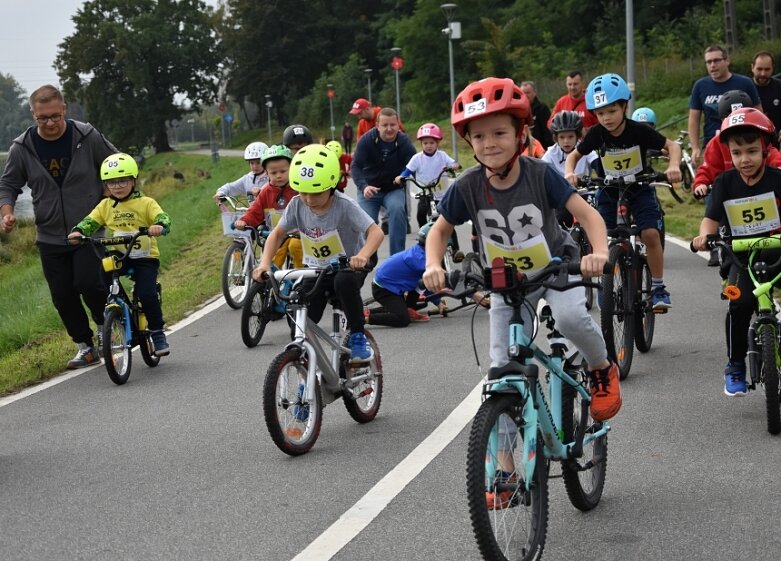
[
  {"xmin": 234, "ymin": 219, "xmax": 246, "ymax": 230},
  {"xmin": 67, "ymin": 231, "xmax": 84, "ymax": 245},
  {"xmin": 664, "ymin": 166, "xmax": 682, "ymax": 184},
  {"xmin": 580, "ymin": 250, "xmax": 608, "ymax": 278},
  {"xmin": 691, "ymin": 234, "xmax": 710, "ymax": 252},
  {"xmin": 436, "ymin": 301, "xmax": 448, "ymax": 315},
  {"xmin": 349, "ymin": 254, "xmax": 370, "ymax": 270},
  {"xmin": 252, "ymin": 263, "xmax": 270, "ymax": 283},
  {"xmin": 148, "ymin": 225, "xmax": 164, "ymax": 237},
  {"xmin": 693, "ymin": 184, "xmax": 711, "ymax": 198},
  {"xmin": 393, "ymin": 175, "xmax": 403, "ymax": 185},
  {"xmin": 564, "ymin": 172, "xmax": 578, "ymax": 187}
]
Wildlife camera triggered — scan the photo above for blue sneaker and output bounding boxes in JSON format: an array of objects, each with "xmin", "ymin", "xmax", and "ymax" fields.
[
  {"xmin": 724, "ymin": 361, "xmax": 748, "ymax": 397},
  {"xmin": 651, "ymin": 286, "xmax": 672, "ymax": 311},
  {"xmin": 274, "ymin": 279, "xmax": 292, "ymax": 315},
  {"xmin": 293, "ymin": 383, "xmax": 309, "ymax": 421},
  {"xmin": 348, "ymin": 331, "xmax": 374, "ymax": 364}
]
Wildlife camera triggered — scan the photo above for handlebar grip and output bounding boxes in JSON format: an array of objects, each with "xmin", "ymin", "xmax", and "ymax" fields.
[{"xmin": 689, "ymin": 241, "xmax": 698, "ymax": 253}]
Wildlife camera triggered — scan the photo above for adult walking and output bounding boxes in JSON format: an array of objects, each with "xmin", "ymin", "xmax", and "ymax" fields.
[
  {"xmin": 350, "ymin": 98, "xmax": 382, "ymax": 141},
  {"xmin": 0, "ymin": 85, "xmax": 117, "ymax": 369},
  {"xmin": 341, "ymin": 121, "xmax": 354, "ymax": 154},
  {"xmin": 547, "ymin": 70, "xmax": 598, "ymax": 129},
  {"xmin": 751, "ymin": 51, "xmax": 781, "ymax": 134},
  {"xmin": 520, "ymin": 80, "xmax": 553, "ymax": 148},
  {"xmin": 688, "ymin": 45, "xmax": 760, "ymax": 166},
  {"xmin": 351, "ymin": 108, "xmax": 416, "ymax": 255}
]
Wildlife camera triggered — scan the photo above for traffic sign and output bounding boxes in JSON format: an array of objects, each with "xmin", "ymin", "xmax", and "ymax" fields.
[
  {"xmin": 390, "ymin": 56, "xmax": 404, "ymax": 71},
  {"xmin": 327, "ymin": 88, "xmax": 335, "ymax": 99},
  {"xmin": 219, "ymin": 103, "xmax": 226, "ymax": 112},
  {"xmin": 224, "ymin": 114, "xmax": 233, "ymax": 123}
]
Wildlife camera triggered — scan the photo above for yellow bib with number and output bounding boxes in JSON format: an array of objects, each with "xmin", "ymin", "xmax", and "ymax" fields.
[
  {"xmin": 113, "ymin": 230, "xmax": 152, "ymax": 258},
  {"xmin": 300, "ymin": 230, "xmax": 346, "ymax": 267},
  {"xmin": 600, "ymin": 146, "xmax": 643, "ymax": 178},
  {"xmin": 724, "ymin": 191, "xmax": 781, "ymax": 236},
  {"xmin": 482, "ymin": 233, "xmax": 552, "ymax": 274},
  {"xmin": 266, "ymin": 209, "xmax": 284, "ymax": 228}
]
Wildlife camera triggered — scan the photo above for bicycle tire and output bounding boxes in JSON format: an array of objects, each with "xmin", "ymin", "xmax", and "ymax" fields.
[
  {"xmin": 341, "ymin": 330, "xmax": 383, "ymax": 423},
  {"xmin": 570, "ymin": 227, "xmax": 594, "ymax": 311},
  {"xmin": 139, "ymin": 332, "xmax": 160, "ymax": 367},
  {"xmin": 759, "ymin": 327, "xmax": 781, "ymax": 435},
  {"xmin": 222, "ymin": 241, "xmax": 249, "ymax": 309},
  {"xmin": 601, "ymin": 245, "xmax": 635, "ymax": 380},
  {"xmin": 103, "ymin": 307, "xmax": 131, "ymax": 385},
  {"xmin": 466, "ymin": 394, "xmax": 548, "ymax": 561},
  {"xmin": 633, "ymin": 255, "xmax": 655, "ymax": 353},
  {"xmin": 680, "ymin": 161, "xmax": 693, "ymax": 192},
  {"xmin": 561, "ymin": 369, "xmax": 608, "ymax": 510},
  {"xmin": 263, "ymin": 348, "xmax": 322, "ymax": 455},
  {"xmin": 241, "ymin": 282, "xmax": 277, "ymax": 348}
]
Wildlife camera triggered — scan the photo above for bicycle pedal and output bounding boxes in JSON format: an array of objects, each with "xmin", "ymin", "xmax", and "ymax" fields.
[{"xmin": 652, "ymin": 308, "xmax": 669, "ymax": 315}]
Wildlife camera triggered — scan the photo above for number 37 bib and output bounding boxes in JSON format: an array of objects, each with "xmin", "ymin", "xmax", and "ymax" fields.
[
  {"xmin": 300, "ymin": 230, "xmax": 346, "ymax": 267},
  {"xmin": 723, "ymin": 191, "xmax": 781, "ymax": 236}
]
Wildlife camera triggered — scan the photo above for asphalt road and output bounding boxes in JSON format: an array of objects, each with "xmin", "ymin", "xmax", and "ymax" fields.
[{"xmin": 3, "ymin": 162, "xmax": 781, "ymax": 561}]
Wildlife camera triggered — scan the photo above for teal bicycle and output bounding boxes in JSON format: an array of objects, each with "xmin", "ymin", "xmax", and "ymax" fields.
[
  {"xmin": 693, "ymin": 235, "xmax": 781, "ymax": 435},
  {"xmin": 464, "ymin": 258, "xmax": 610, "ymax": 561}
]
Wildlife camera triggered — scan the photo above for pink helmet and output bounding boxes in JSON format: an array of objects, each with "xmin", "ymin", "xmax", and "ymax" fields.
[{"xmin": 416, "ymin": 123, "xmax": 443, "ymax": 141}]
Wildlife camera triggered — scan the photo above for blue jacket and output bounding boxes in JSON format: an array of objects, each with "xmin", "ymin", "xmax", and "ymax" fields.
[
  {"xmin": 373, "ymin": 244, "xmax": 441, "ymax": 304},
  {"xmin": 351, "ymin": 128, "xmax": 416, "ymax": 193}
]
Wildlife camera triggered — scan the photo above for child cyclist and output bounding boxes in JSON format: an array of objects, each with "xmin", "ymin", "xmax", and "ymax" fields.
[
  {"xmin": 423, "ymin": 77, "xmax": 621, "ymax": 425},
  {"xmin": 252, "ymin": 144, "xmax": 384, "ymax": 362},
  {"xmin": 282, "ymin": 124, "xmax": 314, "ymax": 154},
  {"xmin": 541, "ymin": 110, "xmax": 597, "ymax": 177},
  {"xmin": 564, "ymin": 73, "xmax": 682, "ymax": 310},
  {"xmin": 212, "ymin": 141, "xmax": 268, "ymax": 200},
  {"xmin": 631, "ymin": 107, "xmax": 657, "ymax": 129},
  {"xmin": 325, "ymin": 140, "xmax": 352, "ymax": 192},
  {"xmin": 68, "ymin": 153, "xmax": 172, "ymax": 356},
  {"xmin": 234, "ymin": 145, "xmax": 303, "ymax": 268},
  {"xmin": 692, "ymin": 108, "xmax": 781, "ymax": 396}
]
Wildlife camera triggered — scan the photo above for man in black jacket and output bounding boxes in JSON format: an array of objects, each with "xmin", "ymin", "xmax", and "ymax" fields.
[
  {"xmin": 0, "ymin": 85, "xmax": 117, "ymax": 369},
  {"xmin": 351, "ymin": 108, "xmax": 416, "ymax": 256},
  {"xmin": 520, "ymin": 81, "xmax": 553, "ymax": 149}
]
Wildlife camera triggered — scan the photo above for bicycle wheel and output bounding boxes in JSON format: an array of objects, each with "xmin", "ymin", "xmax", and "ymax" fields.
[
  {"xmin": 679, "ymin": 161, "xmax": 693, "ymax": 191},
  {"xmin": 222, "ymin": 241, "xmax": 249, "ymax": 309},
  {"xmin": 601, "ymin": 245, "xmax": 634, "ymax": 380},
  {"xmin": 570, "ymin": 227, "xmax": 594, "ymax": 311},
  {"xmin": 466, "ymin": 394, "xmax": 548, "ymax": 561},
  {"xmin": 103, "ymin": 307, "xmax": 131, "ymax": 385},
  {"xmin": 263, "ymin": 348, "xmax": 322, "ymax": 455},
  {"xmin": 341, "ymin": 330, "xmax": 383, "ymax": 423},
  {"xmin": 561, "ymin": 369, "xmax": 608, "ymax": 510},
  {"xmin": 241, "ymin": 282, "xmax": 278, "ymax": 348},
  {"xmin": 139, "ymin": 332, "xmax": 160, "ymax": 367},
  {"xmin": 759, "ymin": 327, "xmax": 781, "ymax": 435},
  {"xmin": 633, "ymin": 255, "xmax": 655, "ymax": 353}
]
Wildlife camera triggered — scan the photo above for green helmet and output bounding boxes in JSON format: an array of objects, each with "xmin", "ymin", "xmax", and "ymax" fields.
[
  {"xmin": 101, "ymin": 153, "xmax": 138, "ymax": 181},
  {"xmin": 325, "ymin": 140, "xmax": 343, "ymax": 159},
  {"xmin": 261, "ymin": 145, "xmax": 293, "ymax": 167},
  {"xmin": 289, "ymin": 144, "xmax": 340, "ymax": 193}
]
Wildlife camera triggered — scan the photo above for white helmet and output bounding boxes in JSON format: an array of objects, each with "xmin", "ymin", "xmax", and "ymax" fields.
[{"xmin": 244, "ymin": 141, "xmax": 268, "ymax": 160}]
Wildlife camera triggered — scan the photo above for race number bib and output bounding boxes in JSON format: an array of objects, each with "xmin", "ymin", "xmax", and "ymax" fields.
[
  {"xmin": 723, "ymin": 191, "xmax": 781, "ymax": 236},
  {"xmin": 266, "ymin": 209, "xmax": 284, "ymax": 228},
  {"xmin": 300, "ymin": 230, "xmax": 346, "ymax": 267},
  {"xmin": 114, "ymin": 230, "xmax": 151, "ymax": 258},
  {"xmin": 600, "ymin": 146, "xmax": 643, "ymax": 178},
  {"xmin": 482, "ymin": 233, "xmax": 552, "ymax": 274}
]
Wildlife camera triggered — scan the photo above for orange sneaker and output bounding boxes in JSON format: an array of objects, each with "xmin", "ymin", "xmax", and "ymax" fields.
[
  {"xmin": 407, "ymin": 307, "xmax": 430, "ymax": 322},
  {"xmin": 485, "ymin": 471, "xmax": 519, "ymax": 510},
  {"xmin": 588, "ymin": 361, "xmax": 622, "ymax": 421}
]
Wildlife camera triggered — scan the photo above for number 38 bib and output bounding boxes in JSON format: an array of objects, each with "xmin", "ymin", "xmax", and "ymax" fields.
[
  {"xmin": 723, "ymin": 191, "xmax": 781, "ymax": 236},
  {"xmin": 300, "ymin": 230, "xmax": 346, "ymax": 267},
  {"xmin": 482, "ymin": 233, "xmax": 552, "ymax": 274}
]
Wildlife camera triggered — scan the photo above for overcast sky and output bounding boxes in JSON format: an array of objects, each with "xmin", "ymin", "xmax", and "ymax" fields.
[{"xmin": 0, "ymin": 0, "xmax": 218, "ymax": 98}]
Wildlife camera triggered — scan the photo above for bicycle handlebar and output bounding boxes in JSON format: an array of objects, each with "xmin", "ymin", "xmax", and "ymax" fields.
[
  {"xmin": 404, "ymin": 167, "xmax": 456, "ymax": 193},
  {"xmin": 690, "ymin": 234, "xmax": 781, "ymax": 275},
  {"xmin": 261, "ymin": 257, "xmax": 368, "ymax": 303},
  {"xmin": 486, "ymin": 258, "xmax": 611, "ymax": 296}
]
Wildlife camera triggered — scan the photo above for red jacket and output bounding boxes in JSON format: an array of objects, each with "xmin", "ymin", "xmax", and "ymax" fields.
[
  {"xmin": 694, "ymin": 131, "xmax": 781, "ymax": 187},
  {"xmin": 336, "ymin": 153, "xmax": 352, "ymax": 191},
  {"xmin": 547, "ymin": 94, "xmax": 598, "ymax": 129},
  {"xmin": 240, "ymin": 182, "xmax": 297, "ymax": 229},
  {"xmin": 356, "ymin": 107, "xmax": 383, "ymax": 140}
]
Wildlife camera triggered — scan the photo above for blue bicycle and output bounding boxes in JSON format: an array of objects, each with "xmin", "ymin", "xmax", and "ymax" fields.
[{"xmin": 464, "ymin": 259, "xmax": 610, "ymax": 561}]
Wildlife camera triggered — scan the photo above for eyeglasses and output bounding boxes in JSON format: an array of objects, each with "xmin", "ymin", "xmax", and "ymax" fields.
[
  {"xmin": 105, "ymin": 178, "xmax": 133, "ymax": 189},
  {"xmin": 34, "ymin": 114, "xmax": 63, "ymax": 124},
  {"xmin": 705, "ymin": 57, "xmax": 725, "ymax": 65}
]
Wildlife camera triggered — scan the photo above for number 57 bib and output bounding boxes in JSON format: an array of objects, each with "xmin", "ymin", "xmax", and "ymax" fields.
[
  {"xmin": 300, "ymin": 230, "xmax": 346, "ymax": 267},
  {"xmin": 723, "ymin": 191, "xmax": 781, "ymax": 236}
]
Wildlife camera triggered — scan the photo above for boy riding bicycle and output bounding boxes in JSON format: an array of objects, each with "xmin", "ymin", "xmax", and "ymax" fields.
[
  {"xmin": 692, "ymin": 108, "xmax": 781, "ymax": 396},
  {"xmin": 68, "ymin": 153, "xmax": 172, "ymax": 356},
  {"xmin": 423, "ymin": 77, "xmax": 621, "ymax": 423},
  {"xmin": 564, "ymin": 73, "xmax": 682, "ymax": 311},
  {"xmin": 252, "ymin": 144, "xmax": 384, "ymax": 363}
]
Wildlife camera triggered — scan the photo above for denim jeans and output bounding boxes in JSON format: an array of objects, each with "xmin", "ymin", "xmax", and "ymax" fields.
[{"xmin": 357, "ymin": 187, "xmax": 407, "ymax": 255}]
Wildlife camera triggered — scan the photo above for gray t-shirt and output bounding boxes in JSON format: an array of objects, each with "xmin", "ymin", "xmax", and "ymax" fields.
[
  {"xmin": 438, "ymin": 157, "xmax": 579, "ymax": 269},
  {"xmin": 279, "ymin": 190, "xmax": 375, "ymax": 260}
]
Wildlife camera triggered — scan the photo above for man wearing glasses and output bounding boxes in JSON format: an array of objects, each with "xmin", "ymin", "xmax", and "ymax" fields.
[{"xmin": 0, "ymin": 84, "xmax": 117, "ymax": 369}]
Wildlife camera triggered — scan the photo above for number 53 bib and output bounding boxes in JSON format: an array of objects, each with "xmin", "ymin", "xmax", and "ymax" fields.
[
  {"xmin": 300, "ymin": 230, "xmax": 346, "ymax": 267},
  {"xmin": 482, "ymin": 233, "xmax": 552, "ymax": 274},
  {"xmin": 723, "ymin": 191, "xmax": 781, "ymax": 236}
]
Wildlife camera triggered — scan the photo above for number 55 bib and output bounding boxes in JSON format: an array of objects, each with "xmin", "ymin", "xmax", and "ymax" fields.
[
  {"xmin": 723, "ymin": 191, "xmax": 781, "ymax": 236},
  {"xmin": 300, "ymin": 230, "xmax": 346, "ymax": 267}
]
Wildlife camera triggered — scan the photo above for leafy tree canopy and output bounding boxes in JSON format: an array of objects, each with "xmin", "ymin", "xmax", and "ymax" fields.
[{"xmin": 0, "ymin": 74, "xmax": 30, "ymax": 150}]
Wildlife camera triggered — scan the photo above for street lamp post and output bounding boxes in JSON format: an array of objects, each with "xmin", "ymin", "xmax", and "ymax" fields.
[
  {"xmin": 326, "ymin": 83, "xmax": 336, "ymax": 140},
  {"xmin": 188, "ymin": 118, "xmax": 195, "ymax": 144},
  {"xmin": 441, "ymin": 3, "xmax": 460, "ymax": 161},
  {"xmin": 364, "ymin": 68, "xmax": 373, "ymax": 103},
  {"xmin": 264, "ymin": 94, "xmax": 272, "ymax": 142},
  {"xmin": 390, "ymin": 47, "xmax": 402, "ymax": 119}
]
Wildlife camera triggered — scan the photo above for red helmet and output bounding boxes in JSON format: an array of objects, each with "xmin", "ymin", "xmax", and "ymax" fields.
[
  {"xmin": 417, "ymin": 123, "xmax": 443, "ymax": 140},
  {"xmin": 451, "ymin": 77, "xmax": 531, "ymax": 139},
  {"xmin": 720, "ymin": 107, "xmax": 775, "ymax": 152}
]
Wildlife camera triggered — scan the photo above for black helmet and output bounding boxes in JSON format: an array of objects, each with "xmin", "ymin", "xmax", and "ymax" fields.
[
  {"xmin": 282, "ymin": 124, "xmax": 314, "ymax": 148},
  {"xmin": 550, "ymin": 111, "xmax": 583, "ymax": 135},
  {"xmin": 718, "ymin": 90, "xmax": 754, "ymax": 120}
]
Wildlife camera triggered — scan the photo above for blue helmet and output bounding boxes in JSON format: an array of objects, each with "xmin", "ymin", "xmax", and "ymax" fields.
[
  {"xmin": 585, "ymin": 73, "xmax": 631, "ymax": 110},
  {"xmin": 631, "ymin": 107, "xmax": 657, "ymax": 126},
  {"xmin": 418, "ymin": 222, "xmax": 434, "ymax": 245}
]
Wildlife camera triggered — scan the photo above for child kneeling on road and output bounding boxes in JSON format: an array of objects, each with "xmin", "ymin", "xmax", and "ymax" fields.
[
  {"xmin": 69, "ymin": 153, "xmax": 172, "ymax": 356},
  {"xmin": 692, "ymin": 108, "xmax": 781, "ymax": 397},
  {"xmin": 252, "ymin": 144, "xmax": 384, "ymax": 363}
]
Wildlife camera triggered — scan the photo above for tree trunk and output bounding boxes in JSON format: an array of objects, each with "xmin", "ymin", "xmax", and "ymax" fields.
[{"xmin": 154, "ymin": 126, "xmax": 173, "ymax": 153}]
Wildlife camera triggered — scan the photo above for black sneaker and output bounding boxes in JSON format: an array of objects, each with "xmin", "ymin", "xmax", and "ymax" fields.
[
  {"xmin": 150, "ymin": 330, "xmax": 170, "ymax": 357},
  {"xmin": 66, "ymin": 344, "xmax": 100, "ymax": 370}
]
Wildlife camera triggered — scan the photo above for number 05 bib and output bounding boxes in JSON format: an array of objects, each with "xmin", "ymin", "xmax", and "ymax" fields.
[
  {"xmin": 300, "ymin": 230, "xmax": 346, "ymax": 267},
  {"xmin": 482, "ymin": 233, "xmax": 552, "ymax": 274},
  {"xmin": 723, "ymin": 191, "xmax": 781, "ymax": 236},
  {"xmin": 114, "ymin": 230, "xmax": 152, "ymax": 258}
]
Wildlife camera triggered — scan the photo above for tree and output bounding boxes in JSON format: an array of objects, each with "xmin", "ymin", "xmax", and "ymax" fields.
[
  {"xmin": 0, "ymin": 74, "xmax": 30, "ymax": 150},
  {"xmin": 55, "ymin": 0, "xmax": 223, "ymax": 152}
]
